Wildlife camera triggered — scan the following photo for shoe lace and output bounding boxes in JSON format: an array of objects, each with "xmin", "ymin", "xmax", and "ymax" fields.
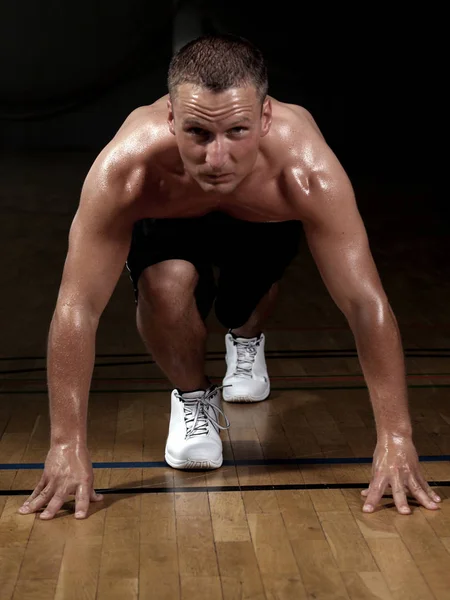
[
  {"xmin": 176, "ymin": 385, "xmax": 231, "ymax": 439},
  {"xmin": 233, "ymin": 338, "xmax": 260, "ymax": 379}
]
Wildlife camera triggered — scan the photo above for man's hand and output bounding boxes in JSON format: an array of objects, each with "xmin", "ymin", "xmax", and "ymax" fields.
[
  {"xmin": 18, "ymin": 443, "xmax": 103, "ymax": 520},
  {"xmin": 361, "ymin": 433, "xmax": 442, "ymax": 514}
]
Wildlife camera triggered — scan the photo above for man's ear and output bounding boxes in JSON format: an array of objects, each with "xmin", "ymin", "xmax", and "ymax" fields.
[
  {"xmin": 167, "ymin": 98, "xmax": 175, "ymax": 135},
  {"xmin": 260, "ymin": 96, "xmax": 272, "ymax": 137}
]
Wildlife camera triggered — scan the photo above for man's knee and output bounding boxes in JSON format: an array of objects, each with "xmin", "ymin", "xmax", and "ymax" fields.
[{"xmin": 138, "ymin": 260, "xmax": 199, "ymax": 308}]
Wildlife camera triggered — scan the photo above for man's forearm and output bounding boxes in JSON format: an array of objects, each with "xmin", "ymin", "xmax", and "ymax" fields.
[
  {"xmin": 347, "ymin": 301, "xmax": 412, "ymax": 437},
  {"xmin": 47, "ymin": 307, "xmax": 98, "ymax": 445}
]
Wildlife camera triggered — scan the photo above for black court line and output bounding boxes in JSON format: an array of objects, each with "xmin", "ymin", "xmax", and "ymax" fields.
[
  {"xmin": 1, "ymin": 349, "xmax": 449, "ymax": 376},
  {"xmin": 2, "ymin": 481, "xmax": 450, "ymax": 496},
  {"xmin": 3, "ymin": 384, "xmax": 450, "ymax": 395},
  {"xmin": 4, "ymin": 372, "xmax": 450, "ymax": 380},
  {"xmin": 2, "ymin": 347, "xmax": 450, "ymax": 361},
  {"xmin": 1, "ymin": 455, "xmax": 449, "ymax": 470}
]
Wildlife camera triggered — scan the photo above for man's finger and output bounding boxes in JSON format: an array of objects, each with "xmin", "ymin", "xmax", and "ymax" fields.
[
  {"xmin": 18, "ymin": 484, "xmax": 54, "ymax": 514},
  {"xmin": 90, "ymin": 488, "xmax": 104, "ymax": 502},
  {"xmin": 19, "ymin": 476, "xmax": 46, "ymax": 511},
  {"xmin": 40, "ymin": 492, "xmax": 68, "ymax": 520},
  {"xmin": 417, "ymin": 475, "xmax": 442, "ymax": 504},
  {"xmin": 408, "ymin": 476, "xmax": 440, "ymax": 511},
  {"xmin": 74, "ymin": 483, "xmax": 91, "ymax": 519},
  {"xmin": 391, "ymin": 475, "xmax": 411, "ymax": 514},
  {"xmin": 362, "ymin": 477, "xmax": 388, "ymax": 512}
]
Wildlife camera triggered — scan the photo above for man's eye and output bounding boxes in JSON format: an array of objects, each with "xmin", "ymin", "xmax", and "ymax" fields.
[
  {"xmin": 230, "ymin": 127, "xmax": 246, "ymax": 133},
  {"xmin": 188, "ymin": 128, "xmax": 206, "ymax": 135}
]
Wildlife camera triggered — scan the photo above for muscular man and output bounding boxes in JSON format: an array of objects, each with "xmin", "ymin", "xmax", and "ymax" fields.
[{"xmin": 18, "ymin": 34, "xmax": 441, "ymax": 520}]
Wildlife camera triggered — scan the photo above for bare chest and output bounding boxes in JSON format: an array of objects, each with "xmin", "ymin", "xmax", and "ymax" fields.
[{"xmin": 136, "ymin": 173, "xmax": 299, "ymax": 223}]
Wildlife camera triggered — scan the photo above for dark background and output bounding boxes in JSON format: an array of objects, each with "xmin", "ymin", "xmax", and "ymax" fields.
[
  {"xmin": 0, "ymin": 1, "xmax": 441, "ymax": 185},
  {"xmin": 0, "ymin": 1, "xmax": 446, "ymax": 353}
]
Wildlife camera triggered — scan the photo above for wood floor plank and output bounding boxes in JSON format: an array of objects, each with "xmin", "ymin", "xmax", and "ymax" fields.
[
  {"xmin": 175, "ymin": 491, "xmax": 210, "ymax": 517},
  {"xmin": 140, "ymin": 542, "xmax": 180, "ymax": 599},
  {"xmin": 177, "ymin": 515, "xmax": 220, "ymax": 578},
  {"xmin": 54, "ymin": 539, "xmax": 102, "ymax": 600},
  {"xmin": 209, "ymin": 491, "xmax": 251, "ymax": 543},
  {"xmin": 247, "ymin": 512, "xmax": 301, "ymax": 577},
  {"xmin": 302, "ymin": 402, "xmax": 354, "ymax": 458},
  {"xmin": 441, "ymin": 538, "xmax": 450, "ymax": 554},
  {"xmin": 107, "ymin": 469, "xmax": 142, "ymax": 518},
  {"xmin": 276, "ymin": 489, "xmax": 324, "ymax": 541},
  {"xmin": 12, "ymin": 468, "xmax": 42, "ymax": 492},
  {"xmin": 12, "ymin": 579, "xmax": 57, "ymax": 600},
  {"xmin": 0, "ymin": 546, "xmax": 28, "ymax": 600},
  {"xmin": 317, "ymin": 511, "xmax": 379, "ymax": 572},
  {"xmin": 253, "ymin": 413, "xmax": 295, "ymax": 459},
  {"xmin": 0, "ymin": 496, "xmax": 35, "ymax": 548},
  {"xmin": 215, "ymin": 541, "xmax": 265, "ymax": 600},
  {"xmin": 98, "ymin": 517, "xmax": 140, "ymax": 581},
  {"xmin": 205, "ymin": 464, "xmax": 240, "ymax": 487},
  {"xmin": 180, "ymin": 576, "xmax": 223, "ymax": 600},
  {"xmin": 97, "ymin": 578, "xmax": 138, "ymax": 600},
  {"xmin": 0, "ymin": 434, "xmax": 32, "ymax": 463},
  {"xmin": 141, "ymin": 492, "xmax": 176, "ymax": 543},
  {"xmin": 0, "ymin": 470, "xmax": 16, "ymax": 516},
  {"xmin": 279, "ymin": 406, "xmax": 323, "ymax": 458},
  {"xmin": 261, "ymin": 576, "xmax": 307, "ymax": 600},
  {"xmin": 88, "ymin": 396, "xmax": 118, "ymax": 458},
  {"xmin": 365, "ymin": 538, "xmax": 435, "ymax": 600},
  {"xmin": 113, "ymin": 395, "xmax": 144, "ymax": 462},
  {"xmin": 341, "ymin": 572, "xmax": 394, "ymax": 600},
  {"xmin": 238, "ymin": 466, "xmax": 279, "ymax": 515},
  {"xmin": 18, "ymin": 539, "xmax": 65, "ymax": 581},
  {"xmin": 228, "ymin": 426, "xmax": 264, "ymax": 460},
  {"xmin": 289, "ymin": 539, "xmax": 350, "ymax": 600},
  {"xmin": 394, "ymin": 508, "xmax": 450, "ymax": 600},
  {"xmin": 308, "ymin": 488, "xmax": 351, "ymax": 515}
]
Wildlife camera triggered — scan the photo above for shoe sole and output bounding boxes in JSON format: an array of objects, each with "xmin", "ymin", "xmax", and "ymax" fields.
[
  {"xmin": 222, "ymin": 390, "xmax": 270, "ymax": 403},
  {"xmin": 165, "ymin": 451, "xmax": 223, "ymax": 470}
]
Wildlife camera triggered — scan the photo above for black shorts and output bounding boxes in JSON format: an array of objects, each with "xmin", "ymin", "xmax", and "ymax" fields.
[{"xmin": 126, "ymin": 211, "xmax": 302, "ymax": 329}]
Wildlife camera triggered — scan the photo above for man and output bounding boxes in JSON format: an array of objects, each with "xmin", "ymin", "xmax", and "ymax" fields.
[{"xmin": 18, "ymin": 34, "xmax": 441, "ymax": 520}]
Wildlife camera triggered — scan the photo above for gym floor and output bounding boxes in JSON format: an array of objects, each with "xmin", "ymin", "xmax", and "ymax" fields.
[{"xmin": 1, "ymin": 153, "xmax": 449, "ymax": 599}]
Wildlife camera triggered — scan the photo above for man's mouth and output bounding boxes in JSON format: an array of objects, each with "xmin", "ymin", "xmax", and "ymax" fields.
[{"xmin": 203, "ymin": 173, "xmax": 233, "ymax": 180}]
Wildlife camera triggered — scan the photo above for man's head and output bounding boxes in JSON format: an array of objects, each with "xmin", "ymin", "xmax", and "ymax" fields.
[{"xmin": 167, "ymin": 34, "xmax": 272, "ymax": 193}]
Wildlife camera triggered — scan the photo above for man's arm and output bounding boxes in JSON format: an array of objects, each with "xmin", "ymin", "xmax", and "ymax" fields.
[
  {"xmin": 19, "ymin": 152, "xmax": 143, "ymax": 520},
  {"xmin": 301, "ymin": 169, "xmax": 412, "ymax": 436},
  {"xmin": 291, "ymin": 143, "xmax": 441, "ymax": 513},
  {"xmin": 48, "ymin": 160, "xmax": 139, "ymax": 444}
]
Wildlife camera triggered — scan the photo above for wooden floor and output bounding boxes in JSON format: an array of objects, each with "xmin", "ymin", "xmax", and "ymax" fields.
[{"xmin": 1, "ymin": 156, "xmax": 449, "ymax": 599}]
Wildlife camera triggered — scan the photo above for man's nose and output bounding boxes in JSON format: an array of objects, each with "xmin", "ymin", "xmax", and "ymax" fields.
[{"xmin": 206, "ymin": 139, "xmax": 228, "ymax": 170}]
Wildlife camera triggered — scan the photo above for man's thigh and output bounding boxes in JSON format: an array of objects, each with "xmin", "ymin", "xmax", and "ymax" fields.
[{"xmin": 126, "ymin": 215, "xmax": 217, "ymax": 319}]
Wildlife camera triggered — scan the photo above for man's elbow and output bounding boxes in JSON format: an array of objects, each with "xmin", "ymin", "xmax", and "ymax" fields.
[
  {"xmin": 53, "ymin": 298, "xmax": 101, "ymax": 332},
  {"xmin": 344, "ymin": 294, "xmax": 394, "ymax": 330}
]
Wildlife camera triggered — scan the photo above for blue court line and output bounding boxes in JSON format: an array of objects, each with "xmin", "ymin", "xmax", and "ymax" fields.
[{"xmin": 1, "ymin": 455, "xmax": 450, "ymax": 470}]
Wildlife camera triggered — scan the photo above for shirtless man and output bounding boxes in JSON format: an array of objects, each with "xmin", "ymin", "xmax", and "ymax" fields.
[{"xmin": 18, "ymin": 34, "xmax": 441, "ymax": 520}]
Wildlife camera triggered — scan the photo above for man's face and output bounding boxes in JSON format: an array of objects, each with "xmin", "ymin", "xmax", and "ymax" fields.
[{"xmin": 168, "ymin": 84, "xmax": 271, "ymax": 193}]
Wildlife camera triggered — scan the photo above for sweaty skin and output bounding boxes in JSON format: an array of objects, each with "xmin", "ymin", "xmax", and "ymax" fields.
[{"xmin": 18, "ymin": 85, "xmax": 441, "ymax": 520}]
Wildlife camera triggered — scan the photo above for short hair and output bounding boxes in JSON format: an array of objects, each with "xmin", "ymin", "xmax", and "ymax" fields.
[{"xmin": 168, "ymin": 34, "xmax": 268, "ymax": 102}]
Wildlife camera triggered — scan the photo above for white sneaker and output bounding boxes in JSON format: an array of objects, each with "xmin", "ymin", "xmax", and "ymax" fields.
[
  {"xmin": 165, "ymin": 385, "xmax": 230, "ymax": 470},
  {"xmin": 222, "ymin": 332, "xmax": 270, "ymax": 402}
]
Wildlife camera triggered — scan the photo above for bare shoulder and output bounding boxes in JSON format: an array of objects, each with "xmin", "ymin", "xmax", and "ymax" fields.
[
  {"xmin": 269, "ymin": 98, "xmax": 354, "ymax": 218},
  {"xmin": 83, "ymin": 96, "xmax": 173, "ymax": 204}
]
